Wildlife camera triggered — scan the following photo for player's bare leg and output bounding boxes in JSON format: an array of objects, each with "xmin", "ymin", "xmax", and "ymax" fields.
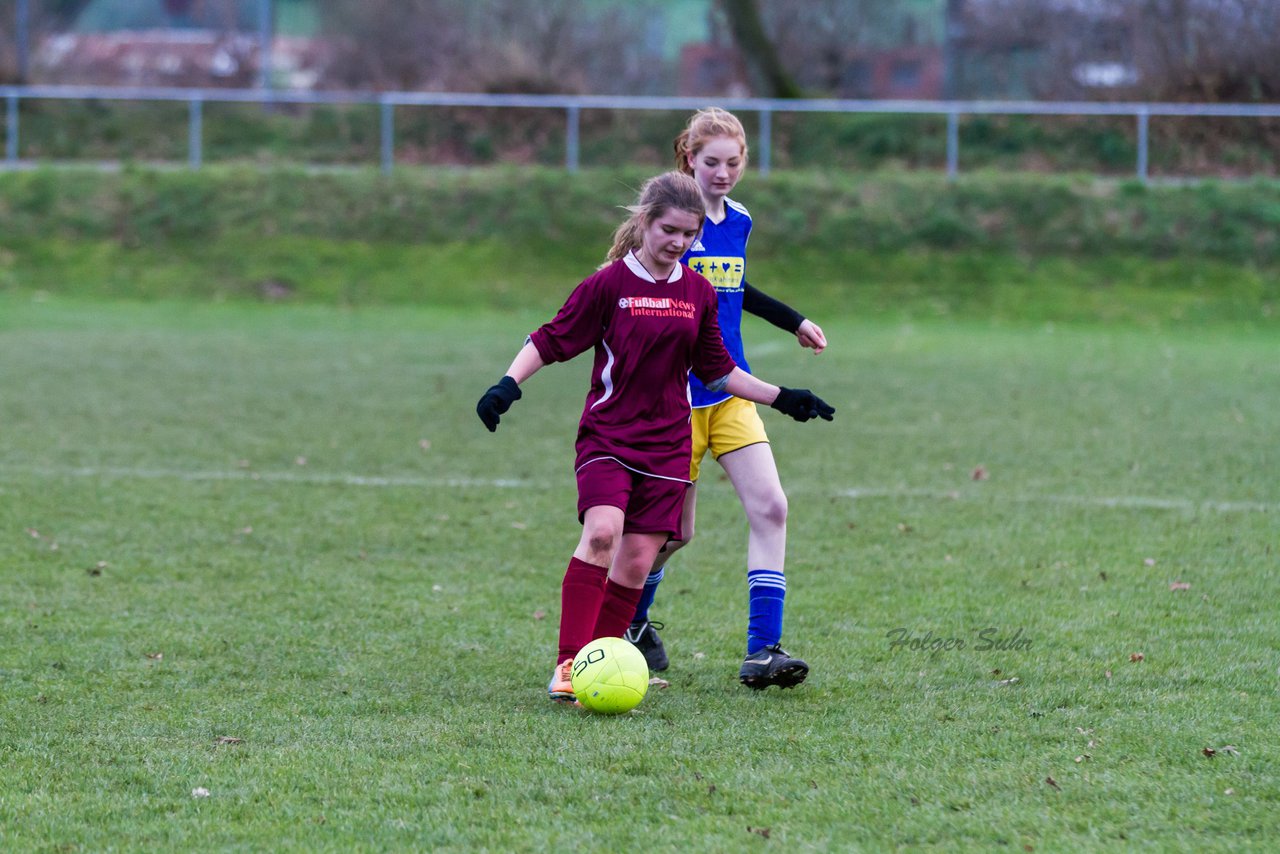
[
  {"xmin": 720, "ymin": 443, "xmax": 808, "ymax": 689},
  {"xmin": 718, "ymin": 443, "xmax": 786, "ymax": 573}
]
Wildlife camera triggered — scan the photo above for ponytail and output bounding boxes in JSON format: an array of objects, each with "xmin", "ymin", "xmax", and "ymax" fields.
[
  {"xmin": 602, "ymin": 171, "xmax": 706, "ymax": 266},
  {"xmin": 604, "ymin": 219, "xmax": 645, "ymax": 265},
  {"xmin": 673, "ymin": 128, "xmax": 696, "ymax": 176}
]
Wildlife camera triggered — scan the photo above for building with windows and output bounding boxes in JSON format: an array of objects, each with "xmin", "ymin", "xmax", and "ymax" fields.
[{"xmin": 33, "ymin": 0, "xmax": 324, "ymax": 88}]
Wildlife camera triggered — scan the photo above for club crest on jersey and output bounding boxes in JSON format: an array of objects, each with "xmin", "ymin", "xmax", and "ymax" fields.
[{"xmin": 618, "ymin": 296, "xmax": 695, "ymax": 319}]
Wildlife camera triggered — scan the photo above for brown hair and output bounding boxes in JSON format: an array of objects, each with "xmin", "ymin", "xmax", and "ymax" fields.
[
  {"xmin": 603, "ymin": 171, "xmax": 706, "ymax": 265},
  {"xmin": 673, "ymin": 107, "xmax": 749, "ymax": 176}
]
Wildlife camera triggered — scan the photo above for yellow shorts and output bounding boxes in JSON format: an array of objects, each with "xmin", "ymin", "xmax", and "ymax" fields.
[{"xmin": 689, "ymin": 396, "xmax": 770, "ymax": 481}]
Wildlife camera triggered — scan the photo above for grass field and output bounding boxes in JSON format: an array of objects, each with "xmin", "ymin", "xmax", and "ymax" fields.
[{"xmin": 1, "ymin": 294, "xmax": 1277, "ymax": 851}]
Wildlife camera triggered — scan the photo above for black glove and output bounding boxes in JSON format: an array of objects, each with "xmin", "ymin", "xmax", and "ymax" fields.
[
  {"xmin": 476, "ymin": 376, "xmax": 522, "ymax": 432},
  {"xmin": 770, "ymin": 387, "xmax": 835, "ymax": 423}
]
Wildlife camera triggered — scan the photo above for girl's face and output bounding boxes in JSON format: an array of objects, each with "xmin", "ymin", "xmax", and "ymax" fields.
[
  {"xmin": 687, "ymin": 135, "xmax": 745, "ymax": 202},
  {"xmin": 638, "ymin": 208, "xmax": 703, "ymax": 272}
]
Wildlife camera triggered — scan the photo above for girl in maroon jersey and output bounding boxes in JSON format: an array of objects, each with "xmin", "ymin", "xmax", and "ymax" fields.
[{"xmin": 475, "ymin": 171, "xmax": 834, "ymax": 703}]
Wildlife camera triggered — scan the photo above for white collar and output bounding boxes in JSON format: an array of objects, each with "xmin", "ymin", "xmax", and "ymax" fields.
[{"xmin": 624, "ymin": 251, "xmax": 683, "ymax": 284}]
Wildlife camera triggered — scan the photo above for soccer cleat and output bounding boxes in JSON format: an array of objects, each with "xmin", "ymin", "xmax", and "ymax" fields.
[
  {"xmin": 548, "ymin": 658, "xmax": 577, "ymax": 703},
  {"xmin": 623, "ymin": 619, "xmax": 669, "ymax": 672},
  {"xmin": 739, "ymin": 643, "xmax": 809, "ymax": 690}
]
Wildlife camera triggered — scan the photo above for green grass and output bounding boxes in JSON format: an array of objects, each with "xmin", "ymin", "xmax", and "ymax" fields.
[
  {"xmin": 5, "ymin": 168, "xmax": 1280, "ymax": 266},
  {"xmin": 4, "ymin": 236, "xmax": 1274, "ymax": 326},
  {"xmin": 1, "ymin": 294, "xmax": 1277, "ymax": 850},
  {"xmin": 2, "ymin": 167, "xmax": 1279, "ymax": 327}
]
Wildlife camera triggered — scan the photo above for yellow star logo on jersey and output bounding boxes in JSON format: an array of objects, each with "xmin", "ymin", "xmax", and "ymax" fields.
[{"xmin": 697, "ymin": 256, "xmax": 745, "ymax": 292}]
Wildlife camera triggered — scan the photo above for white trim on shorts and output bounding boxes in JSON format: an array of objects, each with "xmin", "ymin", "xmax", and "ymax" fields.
[{"xmin": 576, "ymin": 455, "xmax": 693, "ymax": 485}]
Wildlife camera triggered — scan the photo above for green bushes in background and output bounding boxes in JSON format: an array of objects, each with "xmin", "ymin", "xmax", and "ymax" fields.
[
  {"xmin": 1, "ymin": 166, "xmax": 1277, "ymax": 325},
  {"xmin": 4, "ymin": 166, "xmax": 1279, "ymax": 260},
  {"xmin": 7, "ymin": 100, "xmax": 1279, "ymax": 177}
]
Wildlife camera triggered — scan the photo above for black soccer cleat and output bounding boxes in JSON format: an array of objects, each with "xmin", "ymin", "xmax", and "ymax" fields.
[
  {"xmin": 739, "ymin": 643, "xmax": 809, "ymax": 690},
  {"xmin": 623, "ymin": 619, "xmax": 669, "ymax": 672}
]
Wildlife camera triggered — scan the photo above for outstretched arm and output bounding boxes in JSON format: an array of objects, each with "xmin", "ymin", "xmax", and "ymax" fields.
[
  {"xmin": 722, "ymin": 367, "xmax": 781, "ymax": 407},
  {"xmin": 504, "ymin": 341, "xmax": 547, "ymax": 384},
  {"xmin": 720, "ymin": 367, "xmax": 834, "ymax": 423},
  {"xmin": 743, "ymin": 282, "xmax": 826, "ymax": 354},
  {"xmin": 476, "ymin": 342, "xmax": 547, "ymax": 432}
]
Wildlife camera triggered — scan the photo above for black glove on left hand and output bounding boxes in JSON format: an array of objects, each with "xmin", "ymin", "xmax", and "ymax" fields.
[
  {"xmin": 476, "ymin": 376, "xmax": 522, "ymax": 432},
  {"xmin": 770, "ymin": 387, "xmax": 835, "ymax": 423}
]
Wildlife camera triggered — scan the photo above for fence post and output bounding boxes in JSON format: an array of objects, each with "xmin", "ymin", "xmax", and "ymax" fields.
[
  {"xmin": 1136, "ymin": 107, "xmax": 1149, "ymax": 183},
  {"xmin": 188, "ymin": 97, "xmax": 203, "ymax": 169},
  {"xmin": 258, "ymin": 0, "xmax": 274, "ymax": 90},
  {"xmin": 758, "ymin": 107, "xmax": 772, "ymax": 177},
  {"xmin": 565, "ymin": 105, "xmax": 580, "ymax": 173},
  {"xmin": 946, "ymin": 109, "xmax": 960, "ymax": 180},
  {"xmin": 380, "ymin": 99, "xmax": 394, "ymax": 175},
  {"xmin": 17, "ymin": 0, "xmax": 30, "ymax": 82},
  {"xmin": 6, "ymin": 95, "xmax": 18, "ymax": 166}
]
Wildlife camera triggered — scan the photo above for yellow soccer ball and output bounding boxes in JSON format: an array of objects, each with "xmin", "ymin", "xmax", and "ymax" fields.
[{"xmin": 571, "ymin": 637, "xmax": 649, "ymax": 714}]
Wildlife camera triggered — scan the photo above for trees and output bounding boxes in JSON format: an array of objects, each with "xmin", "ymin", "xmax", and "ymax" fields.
[
  {"xmin": 318, "ymin": 0, "xmax": 660, "ymax": 94},
  {"xmin": 717, "ymin": 0, "xmax": 801, "ymax": 98},
  {"xmin": 1138, "ymin": 0, "xmax": 1280, "ymax": 101},
  {"xmin": 1, "ymin": 0, "xmax": 96, "ymax": 83},
  {"xmin": 717, "ymin": 0, "xmax": 939, "ymax": 98},
  {"xmin": 950, "ymin": 0, "xmax": 1280, "ymax": 101}
]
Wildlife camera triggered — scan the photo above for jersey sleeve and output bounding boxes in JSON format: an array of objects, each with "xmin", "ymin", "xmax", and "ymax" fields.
[
  {"xmin": 742, "ymin": 281, "xmax": 805, "ymax": 333},
  {"xmin": 528, "ymin": 272, "xmax": 609, "ymax": 364},
  {"xmin": 690, "ymin": 275, "xmax": 738, "ymax": 386}
]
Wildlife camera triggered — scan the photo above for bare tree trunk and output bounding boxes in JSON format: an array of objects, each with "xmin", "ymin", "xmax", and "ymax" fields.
[{"xmin": 720, "ymin": 0, "xmax": 803, "ymax": 98}]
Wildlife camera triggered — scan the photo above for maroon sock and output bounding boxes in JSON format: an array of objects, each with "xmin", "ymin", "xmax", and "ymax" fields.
[
  {"xmin": 591, "ymin": 577, "xmax": 646, "ymax": 642},
  {"xmin": 557, "ymin": 557, "xmax": 608, "ymax": 663}
]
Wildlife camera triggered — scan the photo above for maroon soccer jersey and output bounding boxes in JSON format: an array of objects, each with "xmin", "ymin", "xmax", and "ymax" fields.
[{"xmin": 529, "ymin": 252, "xmax": 737, "ymax": 482}]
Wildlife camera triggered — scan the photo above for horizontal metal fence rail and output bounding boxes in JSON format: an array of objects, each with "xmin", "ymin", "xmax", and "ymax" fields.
[{"xmin": 3, "ymin": 85, "xmax": 1280, "ymax": 180}]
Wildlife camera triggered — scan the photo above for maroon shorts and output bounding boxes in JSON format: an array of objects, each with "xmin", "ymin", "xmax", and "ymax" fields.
[{"xmin": 576, "ymin": 458, "xmax": 688, "ymax": 540}]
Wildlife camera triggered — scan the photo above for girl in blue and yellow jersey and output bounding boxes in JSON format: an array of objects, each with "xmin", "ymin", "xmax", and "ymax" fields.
[{"xmin": 624, "ymin": 108, "xmax": 830, "ymax": 691}]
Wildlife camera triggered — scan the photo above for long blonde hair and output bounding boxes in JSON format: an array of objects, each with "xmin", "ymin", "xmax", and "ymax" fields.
[
  {"xmin": 673, "ymin": 107, "xmax": 749, "ymax": 176},
  {"xmin": 603, "ymin": 171, "xmax": 706, "ymax": 265}
]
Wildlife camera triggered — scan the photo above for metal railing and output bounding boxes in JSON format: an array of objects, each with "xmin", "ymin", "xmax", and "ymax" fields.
[{"xmin": 3, "ymin": 84, "xmax": 1280, "ymax": 180}]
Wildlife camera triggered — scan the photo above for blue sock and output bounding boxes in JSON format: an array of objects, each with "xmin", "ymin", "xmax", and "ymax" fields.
[
  {"xmin": 631, "ymin": 566, "xmax": 664, "ymax": 623},
  {"xmin": 746, "ymin": 569, "xmax": 786, "ymax": 655}
]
